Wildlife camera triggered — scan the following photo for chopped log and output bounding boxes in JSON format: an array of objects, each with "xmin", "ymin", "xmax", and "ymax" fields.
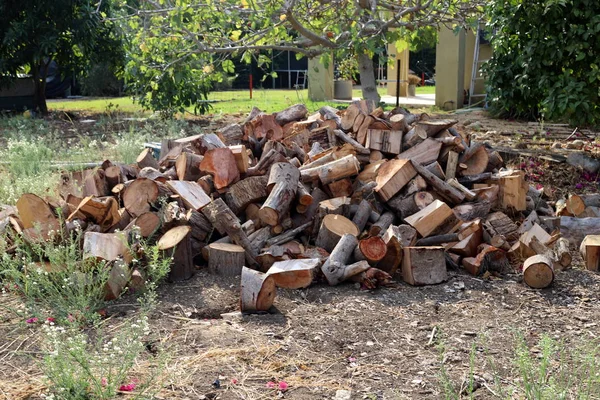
[
  {"xmin": 82, "ymin": 168, "xmax": 108, "ymax": 197},
  {"xmin": 315, "ymin": 214, "xmax": 359, "ymax": 252},
  {"xmin": 328, "ymin": 178, "xmax": 354, "ymax": 198},
  {"xmin": 369, "ymin": 150, "xmax": 384, "ymax": 163},
  {"xmin": 192, "ymin": 133, "xmax": 226, "ymax": 154},
  {"xmin": 125, "ymin": 212, "xmax": 160, "ymax": 238},
  {"xmin": 83, "ymin": 231, "xmax": 131, "ymax": 263},
  {"xmin": 348, "ymin": 204, "xmax": 380, "ymax": 223},
  {"xmin": 369, "ymin": 212, "xmax": 395, "ymax": 236},
  {"xmin": 474, "ymin": 185, "xmax": 500, "ymax": 206},
  {"xmin": 333, "ymin": 129, "xmax": 370, "ymax": 155},
  {"xmin": 16, "ymin": 193, "xmax": 60, "ymax": 237},
  {"xmin": 341, "ymin": 104, "xmax": 361, "ymax": 131},
  {"xmin": 461, "ymin": 144, "xmax": 490, "ymax": 176},
  {"xmin": 138, "ymin": 167, "xmax": 169, "ymax": 182},
  {"xmin": 293, "ymin": 187, "xmax": 328, "ymax": 229},
  {"xmin": 265, "ymin": 221, "xmax": 312, "ymax": 247},
  {"xmin": 240, "ymin": 267, "xmax": 277, "ymax": 312},
  {"xmin": 416, "ymin": 233, "xmax": 460, "ymax": 246},
  {"xmin": 383, "ymin": 224, "xmax": 417, "ymax": 248},
  {"xmin": 103, "ymin": 260, "xmax": 130, "ymax": 301},
  {"xmin": 366, "ymin": 129, "xmax": 402, "ymax": 154},
  {"xmin": 450, "ymin": 229, "xmax": 483, "ymax": 258},
  {"xmin": 579, "ymin": 235, "xmax": 600, "ymax": 271},
  {"xmin": 497, "ymin": 171, "xmax": 527, "ymax": 211},
  {"xmin": 425, "ymin": 161, "xmax": 446, "ymax": 180},
  {"xmin": 104, "ymin": 165, "xmax": 125, "ymax": 189},
  {"xmin": 291, "ymin": 141, "xmax": 307, "ymax": 163},
  {"xmin": 518, "ymin": 223, "xmax": 552, "ymax": 259},
  {"xmin": 207, "ymin": 243, "xmax": 245, "ymax": 276},
  {"xmin": 453, "ymin": 202, "xmax": 491, "ymax": 222},
  {"xmin": 555, "ymin": 237, "xmax": 571, "ymax": 269},
  {"xmin": 197, "ymin": 174, "xmax": 214, "ymax": 195},
  {"xmin": 402, "ymin": 127, "xmax": 427, "ymax": 149},
  {"xmin": 248, "ymin": 226, "xmax": 272, "ymax": 253},
  {"xmin": 404, "ymin": 200, "xmax": 461, "ymax": 238},
  {"xmin": 374, "ymin": 159, "xmax": 417, "ymax": 202},
  {"xmin": 353, "ymin": 236, "xmax": 387, "ymax": 264},
  {"xmin": 389, "ymin": 114, "xmax": 408, "ymax": 133},
  {"xmin": 357, "ymin": 160, "xmax": 386, "ymax": 183},
  {"xmin": 166, "ymin": 180, "xmax": 211, "ymax": 211},
  {"xmin": 388, "ymin": 191, "xmax": 434, "ymax": 219},
  {"xmin": 566, "ymin": 194, "xmax": 586, "ymax": 217},
  {"xmin": 411, "ymin": 160, "xmax": 465, "ymax": 205},
  {"xmin": 259, "ymin": 163, "xmax": 300, "ymax": 226},
  {"xmin": 202, "ymin": 198, "xmax": 258, "ymax": 267},
  {"xmin": 136, "ymin": 148, "xmax": 160, "ymax": 170},
  {"xmin": 447, "ymin": 178, "xmax": 476, "ymax": 201},
  {"xmin": 122, "ymin": 178, "xmax": 159, "ymax": 218},
  {"xmin": 356, "ymin": 115, "xmax": 374, "ymax": 145},
  {"xmin": 218, "ymin": 123, "xmax": 244, "ymax": 145},
  {"xmin": 157, "ymin": 225, "xmax": 194, "ymax": 282},
  {"xmin": 523, "ymin": 255, "xmax": 554, "ymax": 288},
  {"xmin": 107, "ymin": 208, "xmax": 133, "ymax": 234},
  {"xmin": 229, "ymin": 144, "xmax": 250, "ymax": 174},
  {"xmin": 174, "ymin": 152, "xmax": 203, "ymax": 181},
  {"xmin": 351, "ymin": 199, "xmax": 372, "ymax": 232},
  {"xmin": 404, "ymin": 175, "xmax": 428, "ymax": 196},
  {"xmin": 321, "ymin": 233, "xmax": 359, "ymax": 285},
  {"xmin": 199, "ymin": 148, "xmax": 240, "ymax": 189},
  {"xmin": 274, "ymin": 103, "xmax": 308, "ymax": 125},
  {"xmin": 485, "ymin": 212, "xmax": 520, "ymax": 244},
  {"xmin": 66, "ymin": 196, "xmax": 121, "ymax": 231},
  {"xmin": 350, "ymin": 267, "xmax": 392, "ymax": 289},
  {"xmin": 158, "ymin": 144, "xmax": 184, "ymax": 168},
  {"xmin": 397, "ymin": 138, "xmax": 442, "ymax": 166},
  {"xmin": 225, "ymin": 176, "xmax": 269, "ymax": 214},
  {"xmin": 378, "ymin": 229, "xmax": 403, "ymax": 275},
  {"xmin": 246, "ymin": 149, "xmax": 288, "ymax": 177},
  {"xmin": 445, "ymin": 151, "xmax": 460, "ymax": 180},
  {"xmin": 402, "ymin": 246, "xmax": 447, "ymax": 285},
  {"xmin": 319, "ymin": 105, "xmax": 342, "ymax": 127},
  {"xmin": 266, "ymin": 258, "xmax": 319, "ymax": 289},
  {"xmin": 304, "ymin": 154, "xmax": 360, "ymax": 185}
]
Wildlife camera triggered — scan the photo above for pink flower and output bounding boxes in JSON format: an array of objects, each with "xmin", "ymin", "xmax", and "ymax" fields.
[
  {"xmin": 26, "ymin": 317, "xmax": 38, "ymax": 324},
  {"xmin": 231, "ymin": 378, "xmax": 238, "ymax": 385},
  {"xmin": 576, "ymin": 183, "xmax": 584, "ymax": 189},
  {"xmin": 348, "ymin": 357, "xmax": 357, "ymax": 362},
  {"xmin": 266, "ymin": 381, "xmax": 276, "ymax": 388},
  {"xmin": 119, "ymin": 383, "xmax": 136, "ymax": 392},
  {"xmin": 67, "ymin": 314, "xmax": 75, "ymax": 323},
  {"xmin": 101, "ymin": 377, "xmax": 108, "ymax": 387},
  {"xmin": 278, "ymin": 381, "xmax": 289, "ymax": 391},
  {"xmin": 46, "ymin": 317, "xmax": 55, "ymax": 323}
]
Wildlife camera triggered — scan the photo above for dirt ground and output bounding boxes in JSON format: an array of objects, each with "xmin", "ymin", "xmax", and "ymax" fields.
[{"xmin": 2, "ymin": 109, "xmax": 600, "ymax": 399}]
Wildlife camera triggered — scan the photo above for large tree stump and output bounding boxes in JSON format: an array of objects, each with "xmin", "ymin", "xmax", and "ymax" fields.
[
  {"xmin": 259, "ymin": 163, "xmax": 300, "ymax": 226},
  {"xmin": 157, "ymin": 225, "xmax": 194, "ymax": 282},
  {"xmin": 240, "ymin": 267, "xmax": 277, "ymax": 312},
  {"xmin": 315, "ymin": 214, "xmax": 359, "ymax": 252},
  {"xmin": 207, "ymin": 243, "xmax": 245, "ymax": 276},
  {"xmin": 402, "ymin": 246, "xmax": 447, "ymax": 285},
  {"xmin": 523, "ymin": 254, "xmax": 554, "ymax": 288},
  {"xmin": 123, "ymin": 178, "xmax": 159, "ymax": 217},
  {"xmin": 321, "ymin": 233, "xmax": 359, "ymax": 285}
]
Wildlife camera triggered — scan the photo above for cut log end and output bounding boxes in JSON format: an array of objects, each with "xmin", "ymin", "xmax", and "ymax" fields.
[{"xmin": 523, "ymin": 255, "xmax": 554, "ymax": 289}]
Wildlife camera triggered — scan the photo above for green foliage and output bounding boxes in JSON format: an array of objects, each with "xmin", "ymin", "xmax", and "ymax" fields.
[
  {"xmin": 484, "ymin": 0, "xmax": 600, "ymax": 126},
  {"xmin": 337, "ymin": 57, "xmax": 359, "ymax": 81},
  {"xmin": 80, "ymin": 62, "xmax": 123, "ymax": 97},
  {"xmin": 0, "ymin": 0, "xmax": 122, "ymax": 114}
]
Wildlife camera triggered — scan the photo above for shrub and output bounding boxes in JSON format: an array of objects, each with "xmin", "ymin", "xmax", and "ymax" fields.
[
  {"xmin": 80, "ymin": 63, "xmax": 123, "ymax": 97},
  {"xmin": 484, "ymin": 0, "xmax": 600, "ymax": 126}
]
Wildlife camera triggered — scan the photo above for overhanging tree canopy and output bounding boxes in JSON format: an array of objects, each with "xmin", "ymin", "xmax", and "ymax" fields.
[{"xmin": 120, "ymin": 0, "xmax": 483, "ymax": 114}]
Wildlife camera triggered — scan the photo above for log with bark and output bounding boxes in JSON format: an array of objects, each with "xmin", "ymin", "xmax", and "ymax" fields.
[
  {"xmin": 259, "ymin": 162, "xmax": 300, "ymax": 226},
  {"xmin": 207, "ymin": 243, "xmax": 245, "ymax": 276},
  {"xmin": 157, "ymin": 225, "xmax": 194, "ymax": 282},
  {"xmin": 402, "ymin": 246, "xmax": 447, "ymax": 285},
  {"xmin": 240, "ymin": 266, "xmax": 277, "ymax": 312},
  {"xmin": 315, "ymin": 214, "xmax": 359, "ymax": 252}
]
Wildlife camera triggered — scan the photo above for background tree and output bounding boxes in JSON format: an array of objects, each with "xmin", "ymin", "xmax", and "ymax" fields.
[
  {"xmin": 119, "ymin": 0, "xmax": 483, "ymax": 115},
  {"xmin": 0, "ymin": 0, "xmax": 120, "ymax": 115},
  {"xmin": 484, "ymin": 0, "xmax": 600, "ymax": 126}
]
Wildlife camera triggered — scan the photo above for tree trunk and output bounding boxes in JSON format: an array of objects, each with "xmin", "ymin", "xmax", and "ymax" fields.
[
  {"xmin": 357, "ymin": 53, "xmax": 380, "ymax": 104},
  {"xmin": 32, "ymin": 64, "xmax": 49, "ymax": 116}
]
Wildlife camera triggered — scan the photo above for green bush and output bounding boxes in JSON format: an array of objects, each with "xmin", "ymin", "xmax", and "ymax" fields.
[
  {"xmin": 484, "ymin": 0, "xmax": 600, "ymax": 126},
  {"xmin": 80, "ymin": 63, "xmax": 123, "ymax": 97}
]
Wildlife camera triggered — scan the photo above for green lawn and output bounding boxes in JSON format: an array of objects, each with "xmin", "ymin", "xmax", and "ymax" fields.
[{"xmin": 48, "ymin": 86, "xmax": 435, "ymax": 115}]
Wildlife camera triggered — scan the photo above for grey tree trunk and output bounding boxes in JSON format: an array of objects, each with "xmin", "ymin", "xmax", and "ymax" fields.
[{"xmin": 357, "ymin": 53, "xmax": 380, "ymax": 104}]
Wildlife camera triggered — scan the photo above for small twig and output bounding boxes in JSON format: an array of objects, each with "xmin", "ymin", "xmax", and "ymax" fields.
[
  {"xmin": 565, "ymin": 127, "xmax": 579, "ymax": 141},
  {"xmin": 427, "ymin": 326, "xmax": 437, "ymax": 346}
]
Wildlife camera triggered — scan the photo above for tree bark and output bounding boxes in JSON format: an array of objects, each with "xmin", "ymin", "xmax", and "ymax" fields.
[{"xmin": 357, "ymin": 53, "xmax": 380, "ymax": 104}]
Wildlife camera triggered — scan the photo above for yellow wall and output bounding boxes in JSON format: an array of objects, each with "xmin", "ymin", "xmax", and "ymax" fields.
[
  {"xmin": 435, "ymin": 26, "xmax": 466, "ymax": 110},
  {"xmin": 386, "ymin": 41, "xmax": 410, "ymax": 97},
  {"xmin": 308, "ymin": 56, "xmax": 334, "ymax": 101}
]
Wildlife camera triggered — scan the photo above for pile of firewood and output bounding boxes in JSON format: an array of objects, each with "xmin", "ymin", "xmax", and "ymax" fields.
[{"xmin": 1, "ymin": 100, "xmax": 592, "ymax": 312}]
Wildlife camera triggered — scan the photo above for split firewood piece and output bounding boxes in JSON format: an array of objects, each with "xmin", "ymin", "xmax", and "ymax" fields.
[
  {"xmin": 16, "ymin": 194, "xmax": 61, "ymax": 238},
  {"xmin": 259, "ymin": 163, "xmax": 300, "ymax": 227},
  {"xmin": 248, "ymin": 226, "xmax": 272, "ymax": 254},
  {"xmin": 103, "ymin": 260, "xmax": 131, "ymax": 301},
  {"xmin": 496, "ymin": 170, "xmax": 527, "ymax": 211},
  {"xmin": 485, "ymin": 212, "xmax": 520, "ymax": 245},
  {"xmin": 313, "ymin": 154, "xmax": 360, "ymax": 185},
  {"xmin": 197, "ymin": 175, "xmax": 214, "ymax": 195},
  {"xmin": 224, "ymin": 176, "xmax": 269, "ymax": 215},
  {"xmin": 555, "ymin": 238, "xmax": 571, "ymax": 269},
  {"xmin": 397, "ymin": 138, "xmax": 442, "ymax": 166},
  {"xmin": 353, "ymin": 236, "xmax": 387, "ymax": 265},
  {"xmin": 165, "ymin": 180, "xmax": 210, "ymax": 211},
  {"xmin": 240, "ymin": 266, "xmax": 277, "ymax": 312},
  {"xmin": 104, "ymin": 165, "xmax": 125, "ymax": 190},
  {"xmin": 374, "ymin": 159, "xmax": 417, "ymax": 202},
  {"xmin": 136, "ymin": 148, "xmax": 160, "ymax": 170},
  {"xmin": 107, "ymin": 208, "xmax": 133, "ymax": 233},
  {"xmin": 459, "ymin": 144, "xmax": 490, "ymax": 176},
  {"xmin": 316, "ymin": 214, "xmax": 359, "ymax": 253},
  {"xmin": 411, "ymin": 160, "xmax": 465, "ymax": 205},
  {"xmin": 405, "ymin": 119, "xmax": 458, "ymax": 149},
  {"xmin": 157, "ymin": 225, "xmax": 194, "ymax": 282},
  {"xmin": 266, "ymin": 258, "xmax": 320, "ymax": 289},
  {"xmin": 246, "ymin": 149, "xmax": 288, "ymax": 177},
  {"xmin": 402, "ymin": 246, "xmax": 447, "ymax": 285},
  {"xmin": 123, "ymin": 178, "xmax": 159, "ymax": 217},
  {"xmin": 137, "ymin": 167, "xmax": 169, "ymax": 183},
  {"xmin": 217, "ymin": 123, "xmax": 244, "ymax": 145},
  {"xmin": 274, "ymin": 103, "xmax": 308, "ymax": 125},
  {"xmin": 356, "ymin": 115, "xmax": 374, "ymax": 145},
  {"xmin": 333, "ymin": 129, "xmax": 370, "ymax": 155},
  {"xmin": 378, "ymin": 228, "xmax": 403, "ymax": 275},
  {"xmin": 191, "ymin": 133, "xmax": 226, "ymax": 154},
  {"xmin": 425, "ymin": 161, "xmax": 446, "ymax": 180},
  {"xmin": 341, "ymin": 104, "xmax": 361, "ymax": 131},
  {"xmin": 416, "ymin": 233, "xmax": 460, "ymax": 247},
  {"xmin": 256, "ymin": 245, "xmax": 292, "ymax": 271},
  {"xmin": 445, "ymin": 151, "xmax": 460, "ymax": 180},
  {"xmin": 321, "ymin": 233, "xmax": 359, "ymax": 285},
  {"xmin": 523, "ymin": 255, "xmax": 554, "ymax": 288},
  {"xmin": 125, "ymin": 211, "xmax": 160, "ymax": 238},
  {"xmin": 449, "ymin": 223, "xmax": 483, "ymax": 258},
  {"xmin": 202, "ymin": 198, "xmax": 258, "ymax": 267},
  {"xmin": 387, "ymin": 191, "xmax": 434, "ymax": 219},
  {"xmin": 175, "ymin": 152, "xmax": 204, "ymax": 181},
  {"xmin": 366, "ymin": 129, "xmax": 402, "ymax": 155},
  {"xmin": 199, "ymin": 147, "xmax": 240, "ymax": 189},
  {"xmin": 369, "ymin": 212, "xmax": 395, "ymax": 237},
  {"xmin": 517, "ymin": 223, "xmax": 552, "ymax": 259},
  {"xmin": 580, "ymin": 235, "xmax": 600, "ymax": 271},
  {"xmin": 83, "ymin": 231, "xmax": 131, "ymax": 264},
  {"xmin": 207, "ymin": 243, "xmax": 245, "ymax": 277},
  {"xmin": 250, "ymin": 114, "xmax": 284, "ymax": 141},
  {"xmin": 319, "ymin": 105, "xmax": 342, "ymax": 127},
  {"xmin": 351, "ymin": 199, "xmax": 372, "ymax": 233},
  {"xmin": 404, "ymin": 175, "xmax": 428, "ymax": 196},
  {"xmin": 349, "ymin": 203, "xmax": 380, "ymax": 223},
  {"xmin": 389, "ymin": 114, "xmax": 408, "ymax": 133},
  {"xmin": 67, "ymin": 196, "xmax": 121, "ymax": 231},
  {"xmin": 82, "ymin": 168, "xmax": 109, "ymax": 197},
  {"xmin": 383, "ymin": 224, "xmax": 418, "ymax": 248},
  {"xmin": 447, "ymin": 178, "xmax": 476, "ymax": 201},
  {"xmin": 453, "ymin": 202, "xmax": 491, "ymax": 222},
  {"xmin": 229, "ymin": 144, "xmax": 250, "ymax": 174},
  {"xmin": 404, "ymin": 199, "xmax": 461, "ymax": 238},
  {"xmin": 265, "ymin": 222, "xmax": 312, "ymax": 248},
  {"xmin": 566, "ymin": 194, "xmax": 586, "ymax": 217},
  {"xmin": 327, "ymin": 178, "xmax": 353, "ymax": 198},
  {"xmin": 350, "ymin": 267, "xmax": 393, "ymax": 289},
  {"xmin": 293, "ymin": 187, "xmax": 328, "ymax": 229}
]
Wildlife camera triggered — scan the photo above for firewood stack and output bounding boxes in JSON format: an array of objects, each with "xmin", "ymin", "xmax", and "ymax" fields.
[{"xmin": 0, "ymin": 101, "xmax": 581, "ymax": 310}]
